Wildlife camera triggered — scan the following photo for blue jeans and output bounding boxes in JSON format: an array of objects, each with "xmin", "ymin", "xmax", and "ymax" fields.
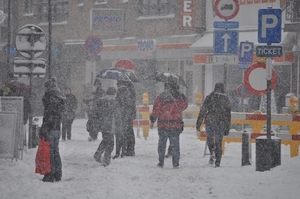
[
  {"xmin": 46, "ymin": 130, "xmax": 62, "ymax": 180},
  {"xmin": 206, "ymin": 124, "xmax": 224, "ymax": 165},
  {"xmin": 158, "ymin": 128, "xmax": 181, "ymax": 167}
]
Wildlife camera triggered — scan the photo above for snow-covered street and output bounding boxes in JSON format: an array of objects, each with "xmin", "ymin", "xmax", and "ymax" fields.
[{"xmin": 1, "ymin": 118, "xmax": 300, "ymax": 199}]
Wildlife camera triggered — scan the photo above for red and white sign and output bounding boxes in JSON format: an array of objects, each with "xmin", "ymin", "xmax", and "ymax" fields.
[
  {"xmin": 180, "ymin": 0, "xmax": 195, "ymax": 30},
  {"xmin": 214, "ymin": 0, "xmax": 240, "ymax": 20},
  {"xmin": 114, "ymin": 59, "xmax": 136, "ymax": 73},
  {"xmin": 244, "ymin": 62, "xmax": 276, "ymax": 96},
  {"xmin": 85, "ymin": 36, "xmax": 102, "ymax": 55}
]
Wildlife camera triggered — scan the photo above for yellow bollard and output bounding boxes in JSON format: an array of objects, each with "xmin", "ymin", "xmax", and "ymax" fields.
[
  {"xmin": 290, "ymin": 96, "xmax": 299, "ymax": 115},
  {"xmin": 196, "ymin": 92, "xmax": 203, "ymax": 106},
  {"xmin": 142, "ymin": 93, "xmax": 150, "ymax": 139},
  {"xmin": 142, "ymin": 92, "xmax": 149, "ymax": 105}
]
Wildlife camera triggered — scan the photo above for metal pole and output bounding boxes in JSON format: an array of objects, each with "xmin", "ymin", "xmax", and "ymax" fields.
[
  {"xmin": 224, "ymin": 63, "xmax": 227, "ymax": 89},
  {"xmin": 48, "ymin": 0, "xmax": 52, "ymax": 79},
  {"xmin": 6, "ymin": 0, "xmax": 11, "ymax": 75},
  {"xmin": 266, "ymin": 53, "xmax": 272, "ymax": 170}
]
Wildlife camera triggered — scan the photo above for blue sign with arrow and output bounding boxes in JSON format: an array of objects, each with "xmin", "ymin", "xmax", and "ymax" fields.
[{"xmin": 214, "ymin": 30, "xmax": 238, "ymax": 55}]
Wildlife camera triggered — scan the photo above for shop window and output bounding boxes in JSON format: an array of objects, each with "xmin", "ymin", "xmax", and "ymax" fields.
[
  {"xmin": 25, "ymin": 0, "xmax": 33, "ymax": 14},
  {"xmin": 0, "ymin": 0, "xmax": 8, "ymax": 43},
  {"xmin": 36, "ymin": 0, "xmax": 69, "ymax": 24},
  {"xmin": 138, "ymin": 0, "xmax": 175, "ymax": 17}
]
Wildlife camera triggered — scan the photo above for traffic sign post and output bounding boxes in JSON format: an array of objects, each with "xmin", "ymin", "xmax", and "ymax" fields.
[
  {"xmin": 214, "ymin": 0, "xmax": 240, "ymax": 20},
  {"xmin": 85, "ymin": 36, "xmax": 103, "ymax": 55},
  {"xmin": 214, "ymin": 30, "xmax": 238, "ymax": 54}
]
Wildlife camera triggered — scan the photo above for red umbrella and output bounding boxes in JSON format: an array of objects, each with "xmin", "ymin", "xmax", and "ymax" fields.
[{"xmin": 4, "ymin": 79, "xmax": 31, "ymax": 96}]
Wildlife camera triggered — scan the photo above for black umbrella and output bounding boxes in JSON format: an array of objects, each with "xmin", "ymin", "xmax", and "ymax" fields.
[
  {"xmin": 96, "ymin": 68, "xmax": 132, "ymax": 82},
  {"xmin": 145, "ymin": 72, "xmax": 188, "ymax": 87},
  {"xmin": 110, "ymin": 68, "xmax": 139, "ymax": 82}
]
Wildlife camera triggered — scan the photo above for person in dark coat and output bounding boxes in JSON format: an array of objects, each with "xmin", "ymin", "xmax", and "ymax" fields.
[
  {"xmin": 86, "ymin": 78, "xmax": 105, "ymax": 141},
  {"xmin": 196, "ymin": 82, "xmax": 231, "ymax": 168},
  {"xmin": 124, "ymin": 81, "xmax": 136, "ymax": 156},
  {"xmin": 39, "ymin": 78, "xmax": 66, "ymax": 182},
  {"xmin": 113, "ymin": 80, "xmax": 131, "ymax": 159},
  {"xmin": 61, "ymin": 87, "xmax": 77, "ymax": 141},
  {"xmin": 93, "ymin": 87, "xmax": 117, "ymax": 167},
  {"xmin": 150, "ymin": 82, "xmax": 188, "ymax": 169}
]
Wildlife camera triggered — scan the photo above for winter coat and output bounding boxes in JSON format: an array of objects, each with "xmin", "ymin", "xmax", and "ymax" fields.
[
  {"xmin": 63, "ymin": 93, "xmax": 77, "ymax": 121},
  {"xmin": 93, "ymin": 95, "xmax": 117, "ymax": 133},
  {"xmin": 115, "ymin": 85, "xmax": 131, "ymax": 131},
  {"xmin": 196, "ymin": 91, "xmax": 231, "ymax": 134},
  {"xmin": 127, "ymin": 83, "xmax": 136, "ymax": 121},
  {"xmin": 150, "ymin": 89, "xmax": 188, "ymax": 130},
  {"xmin": 41, "ymin": 86, "xmax": 66, "ymax": 136}
]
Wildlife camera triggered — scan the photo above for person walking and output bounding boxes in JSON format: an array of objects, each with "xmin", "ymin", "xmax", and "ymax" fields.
[
  {"xmin": 93, "ymin": 87, "xmax": 117, "ymax": 167},
  {"xmin": 124, "ymin": 81, "xmax": 136, "ymax": 156},
  {"xmin": 113, "ymin": 80, "xmax": 131, "ymax": 159},
  {"xmin": 150, "ymin": 81, "xmax": 188, "ymax": 169},
  {"xmin": 61, "ymin": 87, "xmax": 77, "ymax": 141},
  {"xmin": 86, "ymin": 78, "xmax": 105, "ymax": 141},
  {"xmin": 39, "ymin": 78, "xmax": 66, "ymax": 182},
  {"xmin": 196, "ymin": 82, "xmax": 231, "ymax": 168}
]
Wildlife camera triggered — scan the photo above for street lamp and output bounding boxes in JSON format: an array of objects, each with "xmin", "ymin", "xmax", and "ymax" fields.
[{"xmin": 292, "ymin": 44, "xmax": 300, "ymax": 97}]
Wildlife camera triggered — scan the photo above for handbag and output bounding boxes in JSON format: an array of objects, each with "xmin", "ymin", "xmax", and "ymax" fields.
[{"xmin": 35, "ymin": 138, "xmax": 51, "ymax": 175}]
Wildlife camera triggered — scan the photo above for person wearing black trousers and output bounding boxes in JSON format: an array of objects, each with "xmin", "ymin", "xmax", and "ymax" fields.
[
  {"xmin": 61, "ymin": 87, "xmax": 77, "ymax": 141},
  {"xmin": 124, "ymin": 82, "xmax": 136, "ymax": 156},
  {"xmin": 113, "ymin": 80, "xmax": 131, "ymax": 159}
]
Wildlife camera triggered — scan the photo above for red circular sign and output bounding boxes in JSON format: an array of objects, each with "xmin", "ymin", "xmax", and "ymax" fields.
[
  {"xmin": 85, "ymin": 36, "xmax": 102, "ymax": 55},
  {"xmin": 114, "ymin": 59, "xmax": 136, "ymax": 71},
  {"xmin": 236, "ymin": 84, "xmax": 250, "ymax": 99},
  {"xmin": 214, "ymin": 0, "xmax": 240, "ymax": 20},
  {"xmin": 244, "ymin": 63, "xmax": 276, "ymax": 96}
]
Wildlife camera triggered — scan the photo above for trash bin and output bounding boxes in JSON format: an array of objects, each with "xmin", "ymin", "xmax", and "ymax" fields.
[{"xmin": 256, "ymin": 136, "xmax": 281, "ymax": 172}]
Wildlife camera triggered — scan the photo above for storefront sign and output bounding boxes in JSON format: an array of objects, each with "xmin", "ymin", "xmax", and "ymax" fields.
[
  {"xmin": 180, "ymin": 0, "xmax": 195, "ymax": 30},
  {"xmin": 91, "ymin": 9, "xmax": 124, "ymax": 31},
  {"xmin": 137, "ymin": 40, "xmax": 156, "ymax": 52}
]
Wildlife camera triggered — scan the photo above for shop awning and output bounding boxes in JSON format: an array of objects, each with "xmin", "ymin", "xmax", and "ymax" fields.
[{"xmin": 190, "ymin": 31, "xmax": 293, "ymax": 53}]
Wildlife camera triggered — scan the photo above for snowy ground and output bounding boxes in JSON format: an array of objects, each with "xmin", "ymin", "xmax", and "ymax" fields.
[{"xmin": 1, "ymin": 118, "xmax": 300, "ymax": 199}]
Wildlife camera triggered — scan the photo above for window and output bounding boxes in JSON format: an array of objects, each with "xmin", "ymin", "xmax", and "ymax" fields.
[
  {"xmin": 0, "ymin": 0, "xmax": 8, "ymax": 43},
  {"xmin": 36, "ymin": 0, "xmax": 69, "ymax": 24},
  {"xmin": 25, "ymin": 0, "xmax": 33, "ymax": 14},
  {"xmin": 138, "ymin": 0, "xmax": 175, "ymax": 17}
]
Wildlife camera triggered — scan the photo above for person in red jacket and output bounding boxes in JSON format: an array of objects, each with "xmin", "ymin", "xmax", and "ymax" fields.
[{"xmin": 150, "ymin": 81, "xmax": 188, "ymax": 169}]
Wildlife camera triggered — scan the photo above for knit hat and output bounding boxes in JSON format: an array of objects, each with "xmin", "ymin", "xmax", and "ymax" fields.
[{"xmin": 106, "ymin": 87, "xmax": 117, "ymax": 95}]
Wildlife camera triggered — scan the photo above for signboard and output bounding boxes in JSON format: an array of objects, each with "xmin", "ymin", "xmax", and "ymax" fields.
[
  {"xmin": 15, "ymin": 24, "xmax": 47, "ymax": 58},
  {"xmin": 237, "ymin": 62, "xmax": 251, "ymax": 70},
  {"xmin": 0, "ymin": 97, "xmax": 24, "ymax": 159},
  {"xmin": 91, "ymin": 9, "xmax": 124, "ymax": 31},
  {"xmin": 256, "ymin": 46, "xmax": 283, "ymax": 57},
  {"xmin": 14, "ymin": 58, "xmax": 46, "ymax": 77},
  {"xmin": 214, "ymin": 0, "xmax": 240, "ymax": 20},
  {"xmin": 85, "ymin": 36, "xmax": 103, "ymax": 55},
  {"xmin": 180, "ymin": 0, "xmax": 195, "ymax": 30},
  {"xmin": 137, "ymin": 40, "xmax": 156, "ymax": 52},
  {"xmin": 239, "ymin": 42, "xmax": 254, "ymax": 63},
  {"xmin": 214, "ymin": 30, "xmax": 238, "ymax": 54},
  {"xmin": 258, "ymin": 9, "xmax": 282, "ymax": 43},
  {"xmin": 114, "ymin": 59, "xmax": 136, "ymax": 72},
  {"xmin": 0, "ymin": 111, "xmax": 17, "ymax": 159},
  {"xmin": 213, "ymin": 55, "xmax": 238, "ymax": 64},
  {"xmin": 214, "ymin": 21, "xmax": 239, "ymax": 29},
  {"xmin": 244, "ymin": 63, "xmax": 276, "ymax": 95},
  {"xmin": 236, "ymin": 84, "xmax": 250, "ymax": 99}
]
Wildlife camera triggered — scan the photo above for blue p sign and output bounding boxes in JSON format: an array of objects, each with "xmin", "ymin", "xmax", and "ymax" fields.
[
  {"xmin": 258, "ymin": 9, "xmax": 282, "ymax": 43},
  {"xmin": 239, "ymin": 42, "xmax": 253, "ymax": 63}
]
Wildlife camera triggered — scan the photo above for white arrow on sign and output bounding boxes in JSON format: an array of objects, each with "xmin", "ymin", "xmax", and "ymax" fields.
[{"xmin": 222, "ymin": 33, "xmax": 231, "ymax": 52}]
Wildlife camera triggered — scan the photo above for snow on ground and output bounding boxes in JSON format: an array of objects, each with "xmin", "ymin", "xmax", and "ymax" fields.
[{"xmin": 1, "ymin": 118, "xmax": 300, "ymax": 199}]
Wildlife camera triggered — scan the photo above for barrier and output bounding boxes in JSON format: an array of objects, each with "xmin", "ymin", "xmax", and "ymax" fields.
[{"xmin": 133, "ymin": 104, "xmax": 300, "ymax": 157}]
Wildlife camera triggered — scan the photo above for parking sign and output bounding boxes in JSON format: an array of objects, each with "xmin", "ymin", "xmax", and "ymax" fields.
[
  {"xmin": 239, "ymin": 42, "xmax": 253, "ymax": 63},
  {"xmin": 258, "ymin": 9, "xmax": 282, "ymax": 43}
]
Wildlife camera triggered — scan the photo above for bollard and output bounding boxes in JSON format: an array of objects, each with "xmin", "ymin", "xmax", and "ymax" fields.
[{"xmin": 241, "ymin": 131, "xmax": 251, "ymax": 166}]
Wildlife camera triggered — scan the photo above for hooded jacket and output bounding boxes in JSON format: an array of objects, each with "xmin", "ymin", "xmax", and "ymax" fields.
[
  {"xmin": 196, "ymin": 91, "xmax": 231, "ymax": 134},
  {"xmin": 150, "ymin": 89, "xmax": 188, "ymax": 130}
]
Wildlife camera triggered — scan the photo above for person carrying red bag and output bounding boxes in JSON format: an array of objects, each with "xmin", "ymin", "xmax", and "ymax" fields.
[{"xmin": 36, "ymin": 78, "xmax": 66, "ymax": 182}]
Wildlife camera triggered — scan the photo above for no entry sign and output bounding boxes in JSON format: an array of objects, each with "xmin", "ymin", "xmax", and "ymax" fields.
[{"xmin": 244, "ymin": 63, "xmax": 276, "ymax": 96}]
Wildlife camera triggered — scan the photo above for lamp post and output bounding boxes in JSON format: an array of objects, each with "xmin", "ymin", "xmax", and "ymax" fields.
[{"xmin": 292, "ymin": 44, "xmax": 300, "ymax": 97}]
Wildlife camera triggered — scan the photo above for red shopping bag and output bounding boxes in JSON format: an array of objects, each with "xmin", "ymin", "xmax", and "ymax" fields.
[{"xmin": 35, "ymin": 139, "xmax": 51, "ymax": 175}]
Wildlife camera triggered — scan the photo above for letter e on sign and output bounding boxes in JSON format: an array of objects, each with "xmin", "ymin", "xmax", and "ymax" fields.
[{"xmin": 180, "ymin": 0, "xmax": 195, "ymax": 30}]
